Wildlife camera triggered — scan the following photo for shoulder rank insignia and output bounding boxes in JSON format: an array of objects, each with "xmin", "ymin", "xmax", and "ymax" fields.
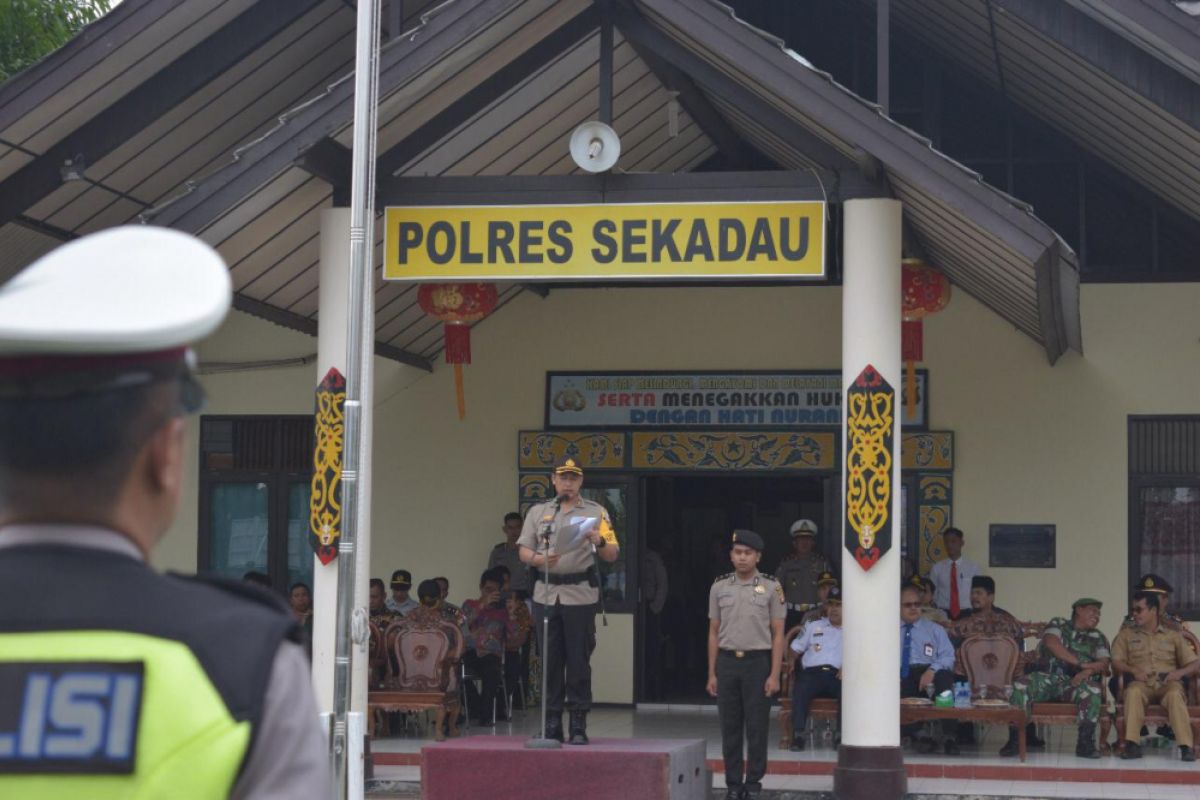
[{"xmin": 714, "ymin": 572, "xmax": 734, "ymax": 584}]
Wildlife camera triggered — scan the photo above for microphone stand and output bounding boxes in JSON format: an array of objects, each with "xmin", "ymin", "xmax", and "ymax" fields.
[{"xmin": 525, "ymin": 496, "xmax": 564, "ymax": 750}]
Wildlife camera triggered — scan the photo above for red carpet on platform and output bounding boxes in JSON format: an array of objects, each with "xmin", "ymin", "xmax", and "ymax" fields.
[{"xmin": 419, "ymin": 735, "xmax": 708, "ymax": 800}]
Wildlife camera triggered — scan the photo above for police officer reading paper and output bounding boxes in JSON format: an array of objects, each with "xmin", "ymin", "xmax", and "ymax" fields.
[
  {"xmin": 518, "ymin": 456, "xmax": 619, "ymax": 745},
  {"xmin": 0, "ymin": 228, "xmax": 330, "ymax": 798},
  {"xmin": 707, "ymin": 529, "xmax": 785, "ymax": 800}
]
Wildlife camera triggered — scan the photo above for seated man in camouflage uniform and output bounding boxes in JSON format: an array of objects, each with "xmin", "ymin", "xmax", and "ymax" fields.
[{"xmin": 999, "ymin": 598, "xmax": 1110, "ymax": 759}]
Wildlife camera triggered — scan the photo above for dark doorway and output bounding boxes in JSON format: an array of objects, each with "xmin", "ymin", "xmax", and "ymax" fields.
[{"xmin": 641, "ymin": 474, "xmax": 827, "ymax": 704}]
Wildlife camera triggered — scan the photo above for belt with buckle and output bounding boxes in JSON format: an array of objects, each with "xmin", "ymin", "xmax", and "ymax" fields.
[
  {"xmin": 787, "ymin": 602, "xmax": 814, "ymax": 612},
  {"xmin": 719, "ymin": 648, "xmax": 771, "ymax": 659}
]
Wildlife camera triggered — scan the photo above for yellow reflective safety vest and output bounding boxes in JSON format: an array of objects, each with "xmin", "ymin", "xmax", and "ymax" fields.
[{"xmin": 0, "ymin": 544, "xmax": 299, "ymax": 798}]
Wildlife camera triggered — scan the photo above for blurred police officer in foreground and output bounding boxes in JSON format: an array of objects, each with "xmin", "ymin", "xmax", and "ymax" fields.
[
  {"xmin": 707, "ymin": 529, "xmax": 786, "ymax": 800},
  {"xmin": 0, "ymin": 228, "xmax": 330, "ymax": 798}
]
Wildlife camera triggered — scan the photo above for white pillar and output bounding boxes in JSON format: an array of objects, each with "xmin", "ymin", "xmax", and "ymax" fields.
[
  {"xmin": 840, "ymin": 199, "xmax": 903, "ymax": 748},
  {"xmin": 313, "ymin": 207, "xmax": 351, "ymax": 713}
]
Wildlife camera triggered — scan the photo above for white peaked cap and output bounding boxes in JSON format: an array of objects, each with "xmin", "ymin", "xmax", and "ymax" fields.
[{"xmin": 0, "ymin": 226, "xmax": 231, "ymax": 355}]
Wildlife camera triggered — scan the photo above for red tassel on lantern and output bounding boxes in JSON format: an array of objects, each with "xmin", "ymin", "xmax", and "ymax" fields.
[{"xmin": 417, "ymin": 283, "xmax": 498, "ymax": 420}]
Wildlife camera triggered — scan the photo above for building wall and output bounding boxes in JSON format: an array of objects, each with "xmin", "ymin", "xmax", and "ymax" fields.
[{"xmin": 162, "ymin": 282, "xmax": 1200, "ymax": 701}]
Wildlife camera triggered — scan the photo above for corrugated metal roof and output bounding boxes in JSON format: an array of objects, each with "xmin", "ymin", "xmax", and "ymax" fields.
[
  {"xmin": 142, "ymin": 0, "xmax": 713, "ymax": 363},
  {"xmin": 877, "ymin": 0, "xmax": 1200, "ymax": 220},
  {"xmin": 633, "ymin": 0, "xmax": 1080, "ymax": 361},
  {"xmin": 1, "ymin": 0, "xmax": 1093, "ymax": 366}
]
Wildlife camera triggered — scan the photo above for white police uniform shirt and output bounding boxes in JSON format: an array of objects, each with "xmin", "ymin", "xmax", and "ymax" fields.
[
  {"xmin": 790, "ymin": 618, "xmax": 843, "ymax": 669},
  {"xmin": 386, "ymin": 595, "xmax": 419, "ymax": 615}
]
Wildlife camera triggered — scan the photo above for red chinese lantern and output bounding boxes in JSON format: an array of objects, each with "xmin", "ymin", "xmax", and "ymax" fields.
[
  {"xmin": 901, "ymin": 259, "xmax": 950, "ymax": 419},
  {"xmin": 418, "ymin": 283, "xmax": 498, "ymax": 420}
]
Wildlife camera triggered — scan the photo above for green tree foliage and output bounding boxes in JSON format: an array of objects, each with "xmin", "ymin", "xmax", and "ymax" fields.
[{"xmin": 0, "ymin": 0, "xmax": 112, "ymax": 82}]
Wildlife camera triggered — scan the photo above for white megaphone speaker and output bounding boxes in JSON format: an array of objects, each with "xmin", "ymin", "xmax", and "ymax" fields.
[{"xmin": 569, "ymin": 121, "xmax": 621, "ymax": 173}]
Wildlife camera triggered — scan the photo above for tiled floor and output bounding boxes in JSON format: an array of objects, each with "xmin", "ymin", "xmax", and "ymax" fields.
[{"xmin": 370, "ymin": 707, "xmax": 1200, "ymax": 796}]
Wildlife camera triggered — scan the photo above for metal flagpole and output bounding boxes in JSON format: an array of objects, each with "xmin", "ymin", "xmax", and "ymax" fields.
[{"xmin": 330, "ymin": 0, "xmax": 381, "ymax": 796}]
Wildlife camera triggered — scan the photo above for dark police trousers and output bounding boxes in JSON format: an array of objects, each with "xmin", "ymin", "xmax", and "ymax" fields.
[
  {"xmin": 717, "ymin": 649, "xmax": 772, "ymax": 790},
  {"xmin": 792, "ymin": 665, "xmax": 841, "ymax": 736},
  {"xmin": 533, "ymin": 600, "xmax": 596, "ymax": 712},
  {"xmin": 462, "ymin": 650, "xmax": 503, "ymax": 723}
]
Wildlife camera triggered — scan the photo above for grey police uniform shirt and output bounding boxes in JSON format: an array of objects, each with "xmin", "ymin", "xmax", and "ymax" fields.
[
  {"xmin": 708, "ymin": 570, "xmax": 787, "ymax": 651},
  {"xmin": 517, "ymin": 497, "xmax": 612, "ymax": 606},
  {"xmin": 791, "ymin": 618, "xmax": 843, "ymax": 669},
  {"xmin": 0, "ymin": 525, "xmax": 332, "ymax": 800},
  {"xmin": 487, "ymin": 542, "xmax": 530, "ymax": 592}
]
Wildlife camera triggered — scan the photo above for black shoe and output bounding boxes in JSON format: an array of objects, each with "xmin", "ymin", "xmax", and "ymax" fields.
[
  {"xmin": 944, "ymin": 739, "xmax": 960, "ymax": 756},
  {"xmin": 999, "ymin": 730, "xmax": 1020, "ymax": 758},
  {"xmin": 568, "ymin": 710, "xmax": 589, "ymax": 745},
  {"xmin": 743, "ymin": 788, "xmax": 761, "ymax": 800},
  {"xmin": 1159, "ymin": 724, "xmax": 1175, "ymax": 740},
  {"xmin": 1026, "ymin": 723, "xmax": 1046, "ymax": 750},
  {"xmin": 545, "ymin": 714, "xmax": 564, "ymax": 742},
  {"xmin": 1121, "ymin": 741, "xmax": 1143, "ymax": 760},
  {"xmin": 915, "ymin": 736, "xmax": 937, "ymax": 754},
  {"xmin": 723, "ymin": 788, "xmax": 743, "ymax": 800},
  {"xmin": 1075, "ymin": 722, "xmax": 1100, "ymax": 759},
  {"xmin": 1182, "ymin": 746, "xmax": 1196, "ymax": 762},
  {"xmin": 789, "ymin": 736, "xmax": 806, "ymax": 752}
]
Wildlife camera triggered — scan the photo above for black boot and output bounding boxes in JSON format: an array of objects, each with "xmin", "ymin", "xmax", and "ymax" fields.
[
  {"xmin": 998, "ymin": 726, "xmax": 1020, "ymax": 757},
  {"xmin": 568, "ymin": 710, "xmax": 589, "ymax": 745},
  {"xmin": 545, "ymin": 714, "xmax": 564, "ymax": 742},
  {"xmin": 1075, "ymin": 722, "xmax": 1100, "ymax": 759}
]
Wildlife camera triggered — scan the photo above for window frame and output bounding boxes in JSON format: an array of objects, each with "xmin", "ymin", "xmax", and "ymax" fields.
[
  {"xmin": 1127, "ymin": 415, "xmax": 1200, "ymax": 620},
  {"xmin": 197, "ymin": 414, "xmax": 314, "ymax": 595}
]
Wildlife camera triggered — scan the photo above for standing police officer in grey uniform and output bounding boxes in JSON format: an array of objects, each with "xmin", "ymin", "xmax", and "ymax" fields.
[
  {"xmin": 0, "ymin": 228, "xmax": 329, "ymax": 798},
  {"xmin": 518, "ymin": 456, "xmax": 619, "ymax": 744},
  {"xmin": 707, "ymin": 529, "xmax": 786, "ymax": 800}
]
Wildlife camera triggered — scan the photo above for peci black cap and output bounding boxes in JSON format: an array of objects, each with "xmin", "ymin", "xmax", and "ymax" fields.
[
  {"xmin": 730, "ymin": 529, "xmax": 764, "ymax": 552},
  {"xmin": 390, "ymin": 569, "xmax": 412, "ymax": 589},
  {"xmin": 553, "ymin": 455, "xmax": 584, "ymax": 476},
  {"xmin": 971, "ymin": 575, "xmax": 995, "ymax": 594}
]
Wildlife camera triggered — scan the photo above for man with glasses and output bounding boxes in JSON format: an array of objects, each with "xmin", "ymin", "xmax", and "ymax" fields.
[
  {"xmin": 0, "ymin": 228, "xmax": 329, "ymax": 796},
  {"xmin": 900, "ymin": 584, "xmax": 957, "ymax": 753},
  {"xmin": 1112, "ymin": 591, "xmax": 1200, "ymax": 761}
]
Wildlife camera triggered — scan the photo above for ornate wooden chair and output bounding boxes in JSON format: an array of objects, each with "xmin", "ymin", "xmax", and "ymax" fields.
[
  {"xmin": 960, "ymin": 634, "xmax": 1020, "ymax": 696},
  {"xmin": 367, "ymin": 610, "xmax": 464, "ymax": 741}
]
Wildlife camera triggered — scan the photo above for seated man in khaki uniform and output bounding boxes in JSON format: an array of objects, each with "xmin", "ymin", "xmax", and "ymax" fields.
[{"xmin": 1112, "ymin": 590, "xmax": 1200, "ymax": 761}]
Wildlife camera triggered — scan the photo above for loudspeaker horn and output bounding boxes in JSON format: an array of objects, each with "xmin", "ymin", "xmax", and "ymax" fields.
[{"xmin": 569, "ymin": 121, "xmax": 621, "ymax": 173}]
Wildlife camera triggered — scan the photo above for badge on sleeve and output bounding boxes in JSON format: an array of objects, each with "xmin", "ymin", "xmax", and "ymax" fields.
[
  {"xmin": 923, "ymin": 643, "xmax": 934, "ymax": 658},
  {"xmin": 0, "ymin": 661, "xmax": 144, "ymax": 775}
]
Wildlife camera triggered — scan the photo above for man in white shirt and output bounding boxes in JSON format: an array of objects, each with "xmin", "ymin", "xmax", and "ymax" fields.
[
  {"xmin": 788, "ymin": 587, "xmax": 843, "ymax": 751},
  {"xmin": 929, "ymin": 528, "xmax": 978, "ymax": 620}
]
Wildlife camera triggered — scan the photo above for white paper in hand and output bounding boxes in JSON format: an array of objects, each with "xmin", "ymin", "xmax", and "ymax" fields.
[{"xmin": 558, "ymin": 516, "xmax": 598, "ymax": 552}]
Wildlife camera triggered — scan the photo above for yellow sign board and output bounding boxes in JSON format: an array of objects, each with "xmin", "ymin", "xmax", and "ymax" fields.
[{"xmin": 383, "ymin": 201, "xmax": 825, "ymax": 281}]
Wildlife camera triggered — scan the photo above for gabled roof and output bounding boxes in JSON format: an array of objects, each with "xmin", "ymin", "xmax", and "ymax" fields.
[
  {"xmin": 875, "ymin": 0, "xmax": 1200, "ymax": 221},
  {"xmin": 1, "ymin": 0, "xmax": 1090, "ymax": 364}
]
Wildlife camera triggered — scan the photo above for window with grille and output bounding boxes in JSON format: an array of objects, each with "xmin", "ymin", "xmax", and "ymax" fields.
[
  {"xmin": 1129, "ymin": 417, "xmax": 1200, "ymax": 619},
  {"xmin": 198, "ymin": 416, "xmax": 315, "ymax": 597}
]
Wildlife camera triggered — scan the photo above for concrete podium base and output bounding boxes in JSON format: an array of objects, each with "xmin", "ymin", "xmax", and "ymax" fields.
[{"xmin": 421, "ymin": 736, "xmax": 708, "ymax": 800}]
